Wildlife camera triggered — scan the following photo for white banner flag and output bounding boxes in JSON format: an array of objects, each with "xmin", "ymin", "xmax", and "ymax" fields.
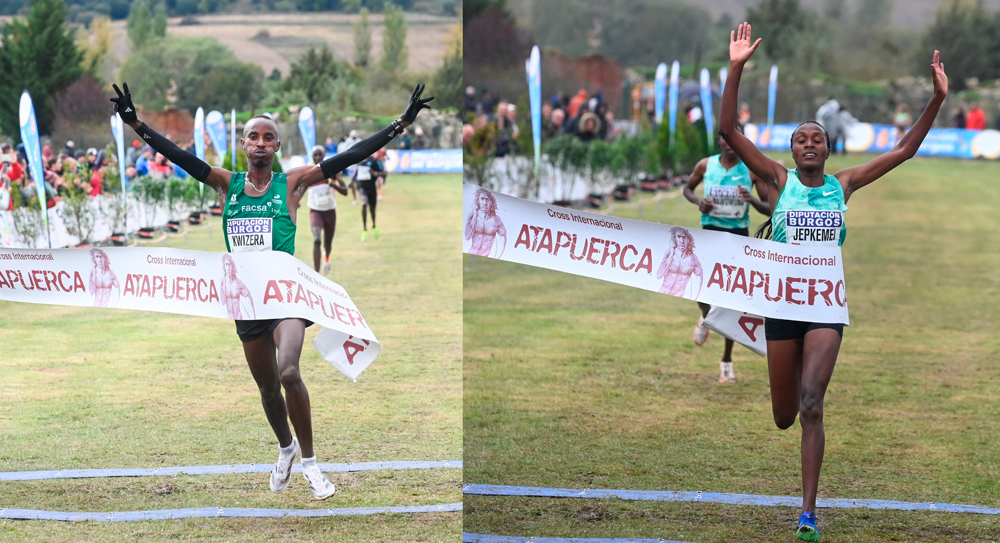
[
  {"xmin": 704, "ymin": 306, "xmax": 767, "ymax": 356},
  {"xmin": 0, "ymin": 247, "xmax": 379, "ymax": 381},
  {"xmin": 463, "ymin": 185, "xmax": 849, "ymax": 324}
]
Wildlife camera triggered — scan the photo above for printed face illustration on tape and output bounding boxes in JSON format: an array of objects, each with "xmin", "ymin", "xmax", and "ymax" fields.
[
  {"xmin": 707, "ymin": 186, "xmax": 746, "ymax": 219},
  {"xmin": 89, "ymin": 248, "xmax": 120, "ymax": 308},
  {"xmin": 227, "ymin": 217, "xmax": 273, "ymax": 252},
  {"xmin": 786, "ymin": 210, "xmax": 843, "ymax": 246},
  {"xmin": 657, "ymin": 227, "xmax": 704, "ymax": 299},
  {"xmin": 220, "ymin": 254, "xmax": 255, "ymax": 319},
  {"xmin": 465, "ymin": 188, "xmax": 508, "ymax": 258}
]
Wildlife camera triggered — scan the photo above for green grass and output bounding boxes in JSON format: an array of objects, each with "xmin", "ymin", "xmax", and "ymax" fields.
[
  {"xmin": 463, "ymin": 156, "xmax": 1000, "ymax": 542},
  {"xmin": 0, "ymin": 174, "xmax": 462, "ymax": 542}
]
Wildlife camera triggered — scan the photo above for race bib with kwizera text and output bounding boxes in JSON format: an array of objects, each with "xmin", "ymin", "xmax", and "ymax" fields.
[{"xmin": 227, "ymin": 217, "xmax": 273, "ymax": 252}]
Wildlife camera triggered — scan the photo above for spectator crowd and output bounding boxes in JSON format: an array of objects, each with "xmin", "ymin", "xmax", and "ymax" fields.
[{"xmin": 462, "ymin": 85, "xmax": 622, "ymax": 157}]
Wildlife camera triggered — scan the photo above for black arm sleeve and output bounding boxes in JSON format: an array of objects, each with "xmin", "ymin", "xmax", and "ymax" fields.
[
  {"xmin": 134, "ymin": 122, "xmax": 212, "ymax": 182},
  {"xmin": 320, "ymin": 121, "xmax": 401, "ymax": 179}
]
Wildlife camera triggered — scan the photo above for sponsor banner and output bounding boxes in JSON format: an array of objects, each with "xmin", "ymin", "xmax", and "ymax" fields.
[
  {"xmin": 230, "ymin": 109, "xmax": 237, "ymax": 171},
  {"xmin": 700, "ymin": 67, "xmax": 715, "ymax": 152},
  {"xmin": 205, "ymin": 110, "xmax": 227, "ymax": 158},
  {"xmin": 18, "ymin": 92, "xmax": 48, "ymax": 241},
  {"xmin": 719, "ymin": 67, "xmax": 728, "ymax": 98},
  {"xmin": 194, "ymin": 107, "xmax": 206, "ymax": 161},
  {"xmin": 654, "ymin": 62, "xmax": 667, "ymax": 125},
  {"xmin": 298, "ymin": 106, "xmax": 316, "ymax": 154},
  {"xmin": 745, "ymin": 122, "xmax": 1000, "ymax": 159},
  {"xmin": 668, "ymin": 60, "xmax": 680, "ymax": 146},
  {"xmin": 0, "ymin": 247, "xmax": 379, "ymax": 381},
  {"xmin": 463, "ymin": 185, "xmax": 849, "ymax": 324},
  {"xmin": 704, "ymin": 305, "xmax": 766, "ymax": 356},
  {"xmin": 526, "ymin": 45, "xmax": 542, "ymax": 177},
  {"xmin": 383, "ymin": 149, "xmax": 461, "ymax": 173},
  {"xmin": 110, "ymin": 114, "xmax": 127, "ymax": 199},
  {"xmin": 767, "ymin": 65, "xmax": 778, "ymax": 131}
]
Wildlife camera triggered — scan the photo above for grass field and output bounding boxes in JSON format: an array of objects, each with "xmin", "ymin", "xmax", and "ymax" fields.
[
  {"xmin": 463, "ymin": 156, "xmax": 1000, "ymax": 542},
  {"xmin": 0, "ymin": 173, "xmax": 462, "ymax": 542}
]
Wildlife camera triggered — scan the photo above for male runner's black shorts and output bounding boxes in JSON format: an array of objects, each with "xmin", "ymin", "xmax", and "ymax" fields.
[
  {"xmin": 235, "ymin": 318, "xmax": 314, "ymax": 343},
  {"xmin": 764, "ymin": 318, "xmax": 844, "ymax": 341},
  {"xmin": 359, "ymin": 180, "xmax": 378, "ymax": 206},
  {"xmin": 702, "ymin": 224, "xmax": 750, "ymax": 237}
]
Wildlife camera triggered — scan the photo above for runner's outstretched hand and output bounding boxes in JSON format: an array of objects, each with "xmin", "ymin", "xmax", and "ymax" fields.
[
  {"xmin": 730, "ymin": 22, "xmax": 762, "ymax": 66},
  {"xmin": 110, "ymin": 83, "xmax": 138, "ymax": 125},
  {"xmin": 931, "ymin": 50, "xmax": 948, "ymax": 97},
  {"xmin": 400, "ymin": 84, "xmax": 434, "ymax": 125}
]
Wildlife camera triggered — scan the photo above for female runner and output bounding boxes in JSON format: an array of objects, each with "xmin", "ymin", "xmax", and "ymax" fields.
[
  {"xmin": 112, "ymin": 82, "xmax": 432, "ymax": 499},
  {"xmin": 719, "ymin": 23, "xmax": 947, "ymax": 541}
]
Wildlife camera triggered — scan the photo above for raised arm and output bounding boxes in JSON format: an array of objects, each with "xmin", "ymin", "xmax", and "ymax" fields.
[
  {"xmin": 719, "ymin": 23, "xmax": 786, "ymax": 188},
  {"xmin": 110, "ymin": 83, "xmax": 231, "ymax": 196},
  {"xmin": 835, "ymin": 51, "xmax": 948, "ymax": 200},
  {"xmin": 286, "ymin": 84, "xmax": 433, "ymax": 192}
]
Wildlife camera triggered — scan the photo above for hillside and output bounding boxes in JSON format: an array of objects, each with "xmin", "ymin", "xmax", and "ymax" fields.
[{"xmin": 508, "ymin": 0, "xmax": 1000, "ymax": 31}]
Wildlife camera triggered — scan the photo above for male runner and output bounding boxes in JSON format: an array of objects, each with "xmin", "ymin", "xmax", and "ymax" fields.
[
  {"xmin": 112, "ymin": 82, "xmax": 432, "ymax": 499},
  {"xmin": 307, "ymin": 145, "xmax": 348, "ymax": 273}
]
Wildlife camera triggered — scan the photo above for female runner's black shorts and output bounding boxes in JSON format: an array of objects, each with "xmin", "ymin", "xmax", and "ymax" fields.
[
  {"xmin": 235, "ymin": 318, "xmax": 314, "ymax": 343},
  {"xmin": 359, "ymin": 180, "xmax": 378, "ymax": 206},
  {"xmin": 702, "ymin": 224, "xmax": 750, "ymax": 237},
  {"xmin": 764, "ymin": 317, "xmax": 844, "ymax": 341}
]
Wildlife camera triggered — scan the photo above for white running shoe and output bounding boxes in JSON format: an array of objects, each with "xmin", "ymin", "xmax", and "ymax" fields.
[
  {"xmin": 351, "ymin": 200, "xmax": 358, "ymax": 205},
  {"xmin": 321, "ymin": 260, "xmax": 331, "ymax": 275},
  {"xmin": 693, "ymin": 316, "xmax": 710, "ymax": 346},
  {"xmin": 269, "ymin": 437, "xmax": 299, "ymax": 492},
  {"xmin": 719, "ymin": 361, "xmax": 736, "ymax": 383},
  {"xmin": 302, "ymin": 462, "xmax": 336, "ymax": 500}
]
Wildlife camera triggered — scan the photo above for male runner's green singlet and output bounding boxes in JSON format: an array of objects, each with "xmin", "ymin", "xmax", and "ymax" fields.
[
  {"xmin": 771, "ymin": 169, "xmax": 848, "ymax": 247},
  {"xmin": 223, "ymin": 172, "xmax": 296, "ymax": 255},
  {"xmin": 701, "ymin": 154, "xmax": 753, "ymax": 230}
]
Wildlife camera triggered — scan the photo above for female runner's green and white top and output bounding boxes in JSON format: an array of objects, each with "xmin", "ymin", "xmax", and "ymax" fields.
[
  {"xmin": 701, "ymin": 154, "xmax": 753, "ymax": 230},
  {"xmin": 223, "ymin": 172, "xmax": 297, "ymax": 255},
  {"xmin": 771, "ymin": 169, "xmax": 848, "ymax": 247}
]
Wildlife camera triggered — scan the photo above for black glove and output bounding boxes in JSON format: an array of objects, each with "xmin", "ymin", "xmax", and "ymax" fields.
[
  {"xmin": 110, "ymin": 82, "xmax": 138, "ymax": 125},
  {"xmin": 400, "ymin": 83, "xmax": 434, "ymax": 124}
]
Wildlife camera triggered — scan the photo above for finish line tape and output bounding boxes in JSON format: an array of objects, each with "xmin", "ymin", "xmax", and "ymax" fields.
[
  {"xmin": 0, "ymin": 461, "xmax": 462, "ymax": 481},
  {"xmin": 464, "ymin": 533, "xmax": 694, "ymax": 543},
  {"xmin": 0, "ymin": 503, "xmax": 462, "ymax": 522},
  {"xmin": 463, "ymin": 484, "xmax": 1000, "ymax": 515}
]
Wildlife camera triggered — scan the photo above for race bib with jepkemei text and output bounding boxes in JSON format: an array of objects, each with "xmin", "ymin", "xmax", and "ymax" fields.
[{"xmin": 786, "ymin": 210, "xmax": 842, "ymax": 246}]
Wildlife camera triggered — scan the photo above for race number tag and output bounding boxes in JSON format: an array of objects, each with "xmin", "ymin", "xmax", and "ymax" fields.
[
  {"xmin": 707, "ymin": 186, "xmax": 747, "ymax": 219},
  {"xmin": 227, "ymin": 217, "xmax": 273, "ymax": 252},
  {"xmin": 309, "ymin": 184, "xmax": 334, "ymax": 208},
  {"xmin": 786, "ymin": 210, "xmax": 842, "ymax": 246}
]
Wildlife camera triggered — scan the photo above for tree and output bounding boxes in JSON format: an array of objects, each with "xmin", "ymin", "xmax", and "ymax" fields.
[
  {"xmin": 0, "ymin": 0, "xmax": 84, "ymax": 141},
  {"xmin": 76, "ymin": 15, "xmax": 113, "ymax": 74},
  {"xmin": 381, "ymin": 2, "xmax": 408, "ymax": 73},
  {"xmin": 120, "ymin": 35, "xmax": 263, "ymax": 111},
  {"xmin": 127, "ymin": 0, "xmax": 153, "ymax": 46},
  {"xmin": 432, "ymin": 22, "xmax": 462, "ymax": 108},
  {"xmin": 919, "ymin": 0, "xmax": 998, "ymax": 91},
  {"xmin": 153, "ymin": 2, "xmax": 167, "ymax": 37},
  {"xmin": 282, "ymin": 44, "xmax": 355, "ymax": 104},
  {"xmin": 353, "ymin": 8, "xmax": 372, "ymax": 68},
  {"xmin": 745, "ymin": 0, "xmax": 811, "ymax": 62}
]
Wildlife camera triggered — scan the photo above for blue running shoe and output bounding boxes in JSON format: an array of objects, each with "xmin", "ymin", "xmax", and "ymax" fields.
[{"xmin": 796, "ymin": 511, "xmax": 820, "ymax": 542}]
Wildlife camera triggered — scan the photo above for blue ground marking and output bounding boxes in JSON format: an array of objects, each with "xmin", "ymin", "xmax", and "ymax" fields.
[
  {"xmin": 0, "ymin": 461, "xmax": 462, "ymax": 481},
  {"xmin": 0, "ymin": 503, "xmax": 463, "ymax": 522},
  {"xmin": 464, "ymin": 533, "xmax": 695, "ymax": 543},
  {"xmin": 463, "ymin": 484, "xmax": 1000, "ymax": 515}
]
